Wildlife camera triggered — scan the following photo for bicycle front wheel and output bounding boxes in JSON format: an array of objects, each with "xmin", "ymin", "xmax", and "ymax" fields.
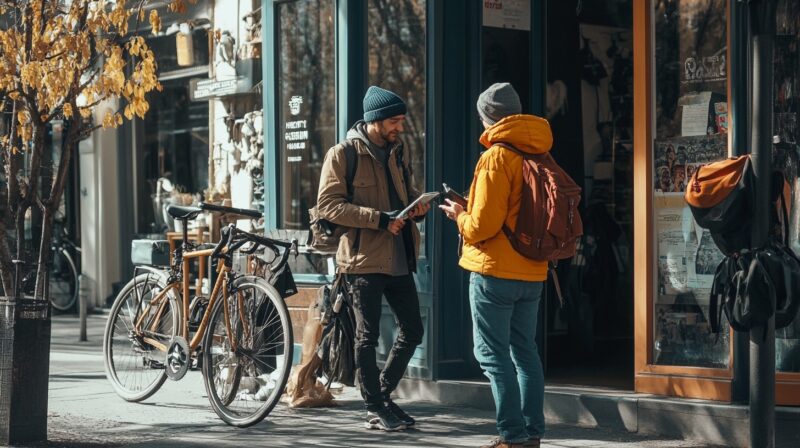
[
  {"xmin": 49, "ymin": 248, "xmax": 78, "ymax": 311},
  {"xmin": 103, "ymin": 272, "xmax": 180, "ymax": 402},
  {"xmin": 202, "ymin": 275, "xmax": 293, "ymax": 427}
]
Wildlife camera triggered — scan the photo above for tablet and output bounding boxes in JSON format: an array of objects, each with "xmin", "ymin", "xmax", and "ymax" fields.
[{"xmin": 396, "ymin": 192, "xmax": 441, "ymax": 220}]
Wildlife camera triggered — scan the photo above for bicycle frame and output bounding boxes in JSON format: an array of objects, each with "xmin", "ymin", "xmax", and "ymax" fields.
[{"xmin": 133, "ymin": 246, "xmax": 245, "ymax": 355}]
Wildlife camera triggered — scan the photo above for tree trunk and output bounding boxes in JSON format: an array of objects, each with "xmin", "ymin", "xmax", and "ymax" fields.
[
  {"xmin": 27, "ymin": 122, "xmax": 53, "ymax": 302},
  {"xmin": 0, "ymin": 101, "xmax": 22, "ymax": 295},
  {"xmin": 0, "ymin": 220, "xmax": 13, "ymax": 295}
]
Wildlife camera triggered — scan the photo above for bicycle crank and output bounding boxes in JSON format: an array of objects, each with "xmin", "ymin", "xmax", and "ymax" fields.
[{"xmin": 165, "ymin": 336, "xmax": 191, "ymax": 381}]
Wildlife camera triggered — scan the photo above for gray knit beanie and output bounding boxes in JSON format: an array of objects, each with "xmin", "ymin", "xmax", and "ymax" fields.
[{"xmin": 477, "ymin": 82, "xmax": 522, "ymax": 125}]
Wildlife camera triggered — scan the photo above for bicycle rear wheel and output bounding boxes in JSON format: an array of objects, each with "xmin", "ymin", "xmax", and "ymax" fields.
[
  {"xmin": 49, "ymin": 248, "xmax": 79, "ymax": 311},
  {"xmin": 103, "ymin": 272, "xmax": 180, "ymax": 402},
  {"xmin": 202, "ymin": 275, "xmax": 293, "ymax": 427}
]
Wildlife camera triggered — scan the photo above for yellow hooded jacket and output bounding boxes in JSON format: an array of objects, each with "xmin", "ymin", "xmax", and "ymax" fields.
[{"xmin": 457, "ymin": 114, "xmax": 553, "ymax": 282}]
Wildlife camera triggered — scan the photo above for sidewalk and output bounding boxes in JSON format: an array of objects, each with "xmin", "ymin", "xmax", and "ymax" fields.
[{"xmin": 35, "ymin": 314, "xmax": 723, "ymax": 448}]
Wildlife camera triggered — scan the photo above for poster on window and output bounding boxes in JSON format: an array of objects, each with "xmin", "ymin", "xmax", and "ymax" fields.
[
  {"xmin": 656, "ymin": 202, "xmax": 690, "ymax": 295},
  {"xmin": 655, "ymin": 196, "xmax": 722, "ymax": 302},
  {"xmin": 654, "ymin": 135, "xmax": 727, "ymax": 194},
  {"xmin": 483, "ymin": 0, "xmax": 530, "ymax": 31}
]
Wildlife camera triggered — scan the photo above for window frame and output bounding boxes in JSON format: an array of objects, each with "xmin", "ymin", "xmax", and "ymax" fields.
[{"xmin": 634, "ymin": 0, "xmax": 735, "ymax": 402}]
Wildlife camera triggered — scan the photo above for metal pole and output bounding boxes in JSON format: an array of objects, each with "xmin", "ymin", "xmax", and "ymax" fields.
[
  {"xmin": 746, "ymin": 1, "xmax": 777, "ymax": 447},
  {"xmin": 79, "ymin": 274, "xmax": 87, "ymax": 342}
]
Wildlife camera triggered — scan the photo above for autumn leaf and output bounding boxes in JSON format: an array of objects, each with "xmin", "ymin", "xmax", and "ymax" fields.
[{"xmin": 149, "ymin": 10, "xmax": 161, "ymax": 35}]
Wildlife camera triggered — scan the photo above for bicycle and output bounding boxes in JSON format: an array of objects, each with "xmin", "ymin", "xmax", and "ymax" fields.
[
  {"xmin": 14, "ymin": 222, "xmax": 81, "ymax": 311},
  {"xmin": 49, "ymin": 223, "xmax": 81, "ymax": 312},
  {"xmin": 102, "ymin": 203, "xmax": 298, "ymax": 427}
]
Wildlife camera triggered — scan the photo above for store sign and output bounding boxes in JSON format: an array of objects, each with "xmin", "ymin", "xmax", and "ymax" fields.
[
  {"xmin": 190, "ymin": 76, "xmax": 252, "ymax": 100},
  {"xmin": 289, "ymin": 95, "xmax": 303, "ymax": 115},
  {"xmin": 682, "ymin": 55, "xmax": 726, "ymax": 85},
  {"xmin": 189, "ymin": 59, "xmax": 262, "ymax": 101},
  {"xmin": 285, "ymin": 95, "xmax": 308, "ymax": 164},
  {"xmin": 483, "ymin": 0, "xmax": 530, "ymax": 31}
]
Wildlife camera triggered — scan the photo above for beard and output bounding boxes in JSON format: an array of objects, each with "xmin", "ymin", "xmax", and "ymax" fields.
[{"xmin": 379, "ymin": 125, "xmax": 400, "ymax": 143}]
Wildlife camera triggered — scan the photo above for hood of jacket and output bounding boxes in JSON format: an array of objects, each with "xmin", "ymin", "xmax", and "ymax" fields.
[
  {"xmin": 479, "ymin": 114, "xmax": 553, "ymax": 155},
  {"xmin": 344, "ymin": 120, "xmax": 401, "ymax": 156},
  {"xmin": 345, "ymin": 120, "xmax": 371, "ymax": 146}
]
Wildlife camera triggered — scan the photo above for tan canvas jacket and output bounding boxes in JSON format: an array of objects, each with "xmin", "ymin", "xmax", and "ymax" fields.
[{"xmin": 316, "ymin": 132, "xmax": 421, "ymax": 275}]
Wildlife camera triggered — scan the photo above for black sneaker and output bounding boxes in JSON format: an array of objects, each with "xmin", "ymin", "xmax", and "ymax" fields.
[
  {"xmin": 384, "ymin": 399, "xmax": 415, "ymax": 427},
  {"xmin": 365, "ymin": 406, "xmax": 407, "ymax": 431}
]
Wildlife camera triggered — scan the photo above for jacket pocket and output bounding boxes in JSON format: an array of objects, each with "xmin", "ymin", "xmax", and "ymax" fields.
[{"xmin": 352, "ymin": 175, "xmax": 377, "ymax": 206}]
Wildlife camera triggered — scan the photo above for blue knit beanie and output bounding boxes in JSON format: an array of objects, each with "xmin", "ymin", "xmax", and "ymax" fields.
[{"xmin": 363, "ymin": 86, "xmax": 407, "ymax": 122}]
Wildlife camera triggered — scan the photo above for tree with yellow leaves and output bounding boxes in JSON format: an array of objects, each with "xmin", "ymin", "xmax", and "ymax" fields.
[{"xmin": 0, "ymin": 0, "xmax": 194, "ymax": 300}]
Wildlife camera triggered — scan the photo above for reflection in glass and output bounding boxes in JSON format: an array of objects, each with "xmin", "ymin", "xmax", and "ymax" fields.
[
  {"xmin": 774, "ymin": 0, "xmax": 800, "ymax": 372},
  {"xmin": 140, "ymin": 77, "xmax": 209, "ymax": 233},
  {"xmin": 367, "ymin": 0, "xmax": 426, "ymax": 192},
  {"xmin": 367, "ymin": 0, "xmax": 427, "ymax": 254},
  {"xmin": 277, "ymin": 0, "xmax": 336, "ymax": 231},
  {"xmin": 652, "ymin": 0, "xmax": 730, "ymax": 368}
]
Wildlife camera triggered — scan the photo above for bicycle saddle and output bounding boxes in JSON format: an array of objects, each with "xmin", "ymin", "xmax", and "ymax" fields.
[{"xmin": 167, "ymin": 205, "xmax": 202, "ymax": 220}]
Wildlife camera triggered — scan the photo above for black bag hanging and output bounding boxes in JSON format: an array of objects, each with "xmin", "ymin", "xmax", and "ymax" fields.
[
  {"xmin": 317, "ymin": 274, "xmax": 357, "ymax": 387},
  {"xmin": 267, "ymin": 261, "xmax": 298, "ymax": 299}
]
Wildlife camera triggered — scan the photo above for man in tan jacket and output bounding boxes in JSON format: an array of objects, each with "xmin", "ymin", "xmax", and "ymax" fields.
[{"xmin": 316, "ymin": 86, "xmax": 429, "ymax": 432}]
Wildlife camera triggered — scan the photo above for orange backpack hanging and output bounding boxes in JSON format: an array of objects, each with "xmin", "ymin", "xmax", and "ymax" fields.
[{"xmin": 685, "ymin": 155, "xmax": 755, "ymax": 255}]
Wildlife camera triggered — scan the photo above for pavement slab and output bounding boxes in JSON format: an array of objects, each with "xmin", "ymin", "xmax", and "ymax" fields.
[{"xmin": 11, "ymin": 314, "xmax": 726, "ymax": 448}]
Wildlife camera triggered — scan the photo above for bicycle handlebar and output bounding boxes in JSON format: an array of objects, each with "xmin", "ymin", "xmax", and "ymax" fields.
[
  {"xmin": 199, "ymin": 202, "xmax": 262, "ymax": 219},
  {"xmin": 209, "ymin": 224, "xmax": 298, "ymax": 273},
  {"xmin": 210, "ymin": 224, "xmax": 234, "ymax": 260}
]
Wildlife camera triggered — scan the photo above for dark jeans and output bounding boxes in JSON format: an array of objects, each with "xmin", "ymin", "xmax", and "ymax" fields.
[{"xmin": 350, "ymin": 273, "xmax": 424, "ymax": 410}]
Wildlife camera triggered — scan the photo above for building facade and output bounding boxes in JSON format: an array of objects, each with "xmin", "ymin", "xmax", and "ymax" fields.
[
  {"xmin": 258, "ymin": 0, "xmax": 800, "ymax": 408},
  {"xmin": 78, "ymin": 0, "xmax": 800, "ymax": 415}
]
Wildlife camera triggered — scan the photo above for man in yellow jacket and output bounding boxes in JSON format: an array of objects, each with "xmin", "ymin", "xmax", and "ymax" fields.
[{"xmin": 441, "ymin": 83, "xmax": 550, "ymax": 448}]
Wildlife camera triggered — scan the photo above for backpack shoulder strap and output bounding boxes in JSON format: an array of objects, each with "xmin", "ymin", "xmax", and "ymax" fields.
[
  {"xmin": 343, "ymin": 139, "xmax": 358, "ymax": 200},
  {"xmin": 494, "ymin": 141, "xmax": 537, "ymax": 247},
  {"xmin": 394, "ymin": 143, "xmax": 412, "ymax": 188},
  {"xmin": 709, "ymin": 257, "xmax": 732, "ymax": 333},
  {"xmin": 494, "ymin": 141, "xmax": 527, "ymax": 158}
]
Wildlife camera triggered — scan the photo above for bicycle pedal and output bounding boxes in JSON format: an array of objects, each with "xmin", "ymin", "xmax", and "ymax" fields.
[{"xmin": 148, "ymin": 360, "xmax": 165, "ymax": 370}]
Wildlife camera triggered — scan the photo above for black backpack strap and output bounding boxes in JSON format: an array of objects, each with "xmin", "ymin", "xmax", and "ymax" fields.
[
  {"xmin": 709, "ymin": 256, "xmax": 731, "ymax": 334},
  {"xmin": 779, "ymin": 183, "xmax": 790, "ymax": 246},
  {"xmin": 394, "ymin": 144, "xmax": 412, "ymax": 192},
  {"xmin": 343, "ymin": 140, "xmax": 358, "ymax": 201}
]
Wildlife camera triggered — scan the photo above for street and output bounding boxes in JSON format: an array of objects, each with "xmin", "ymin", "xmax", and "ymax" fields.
[{"xmin": 31, "ymin": 314, "xmax": 723, "ymax": 448}]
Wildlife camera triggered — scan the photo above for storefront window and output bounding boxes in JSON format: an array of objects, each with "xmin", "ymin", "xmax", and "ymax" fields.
[
  {"xmin": 652, "ymin": 0, "xmax": 730, "ymax": 369},
  {"xmin": 774, "ymin": 0, "xmax": 800, "ymax": 373},
  {"xmin": 139, "ymin": 76, "xmax": 209, "ymax": 233},
  {"xmin": 276, "ymin": 0, "xmax": 336, "ymax": 231},
  {"xmin": 367, "ymin": 0, "xmax": 427, "ymax": 251}
]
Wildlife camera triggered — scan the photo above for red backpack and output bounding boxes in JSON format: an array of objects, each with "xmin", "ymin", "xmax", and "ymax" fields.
[{"xmin": 495, "ymin": 142, "xmax": 584, "ymax": 262}]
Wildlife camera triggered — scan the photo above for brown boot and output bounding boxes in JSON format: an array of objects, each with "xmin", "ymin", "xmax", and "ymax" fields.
[{"xmin": 479, "ymin": 437, "xmax": 540, "ymax": 448}]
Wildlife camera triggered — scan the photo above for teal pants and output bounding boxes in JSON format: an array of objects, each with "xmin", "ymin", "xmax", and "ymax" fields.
[{"xmin": 469, "ymin": 272, "xmax": 545, "ymax": 442}]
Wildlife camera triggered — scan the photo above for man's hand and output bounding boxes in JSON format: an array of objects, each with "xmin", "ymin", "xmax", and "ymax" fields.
[
  {"xmin": 407, "ymin": 202, "xmax": 431, "ymax": 220},
  {"xmin": 439, "ymin": 199, "xmax": 464, "ymax": 222},
  {"xmin": 387, "ymin": 218, "xmax": 406, "ymax": 235}
]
